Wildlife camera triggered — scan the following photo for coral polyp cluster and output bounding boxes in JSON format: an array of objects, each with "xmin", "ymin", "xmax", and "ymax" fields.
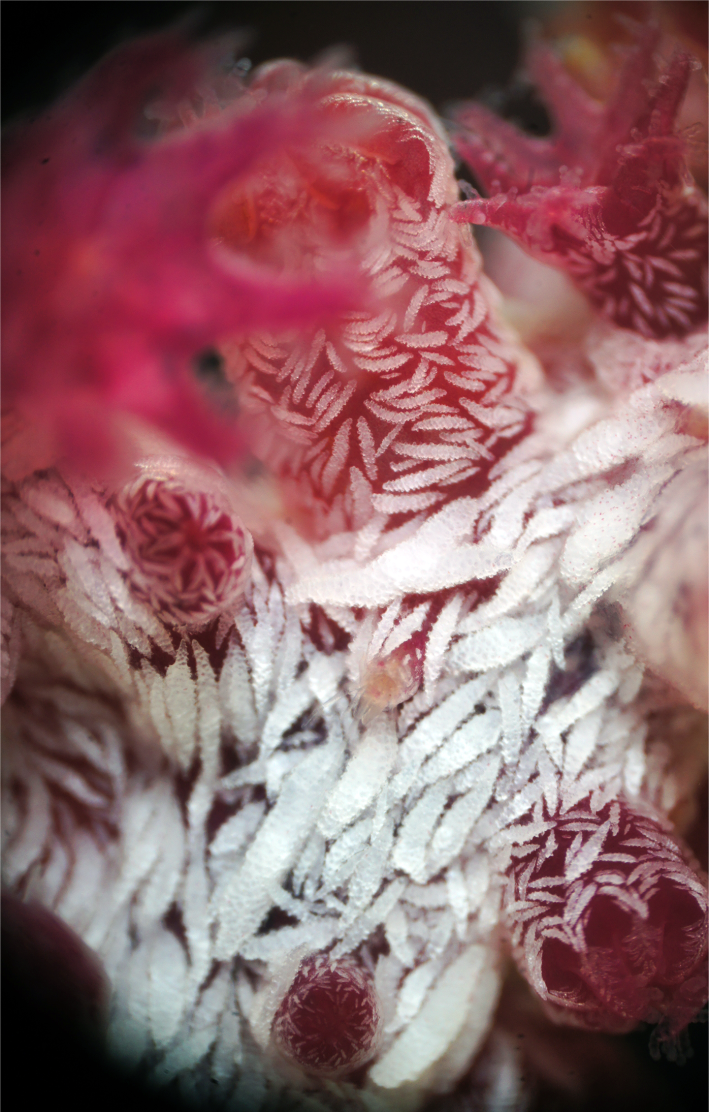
[{"xmin": 1, "ymin": 14, "xmax": 707, "ymax": 1112}]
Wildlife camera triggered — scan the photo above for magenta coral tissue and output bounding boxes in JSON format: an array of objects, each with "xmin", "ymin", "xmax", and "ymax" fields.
[{"xmin": 1, "ymin": 14, "xmax": 707, "ymax": 1112}]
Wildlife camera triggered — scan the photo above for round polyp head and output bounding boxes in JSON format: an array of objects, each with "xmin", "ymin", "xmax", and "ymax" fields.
[
  {"xmin": 271, "ymin": 954, "xmax": 381, "ymax": 1077},
  {"xmin": 111, "ymin": 456, "xmax": 253, "ymax": 631}
]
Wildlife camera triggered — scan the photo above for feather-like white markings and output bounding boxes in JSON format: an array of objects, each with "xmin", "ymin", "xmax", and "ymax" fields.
[
  {"xmin": 321, "ymin": 814, "xmax": 373, "ymax": 890},
  {"xmin": 112, "ymin": 940, "xmax": 152, "ymax": 1066},
  {"xmin": 394, "ymin": 678, "xmax": 492, "ymax": 797},
  {"xmin": 369, "ymin": 947, "xmax": 488, "ymax": 1088},
  {"xmin": 274, "ymin": 611, "xmax": 303, "ymax": 700},
  {"xmin": 385, "ymin": 903, "xmax": 417, "ymax": 967},
  {"xmin": 318, "ymin": 718, "xmax": 397, "ymax": 840},
  {"xmin": 498, "ymin": 671, "xmax": 523, "ymax": 766},
  {"xmin": 399, "ymin": 331, "xmax": 449, "ymax": 348},
  {"xmin": 521, "ymin": 644, "xmax": 551, "ymax": 729},
  {"xmin": 194, "ymin": 643, "xmax": 220, "ymax": 780},
  {"xmin": 182, "ymin": 843, "xmax": 212, "ymax": 989},
  {"xmin": 392, "ymin": 781, "xmax": 450, "ymax": 882},
  {"xmin": 561, "ymin": 473, "xmax": 666, "ymax": 585},
  {"xmin": 537, "ymin": 748, "xmax": 559, "ymax": 813},
  {"xmin": 148, "ymin": 930, "xmax": 189, "ymax": 1047},
  {"xmin": 163, "ymin": 646, "xmax": 197, "ymax": 770},
  {"xmin": 565, "ymin": 820, "xmax": 611, "ymax": 882},
  {"xmin": 133, "ymin": 799, "xmax": 185, "ymax": 938},
  {"xmin": 417, "ymin": 710, "xmax": 501, "ymax": 787},
  {"xmin": 392, "ymin": 958, "xmax": 442, "ymax": 1029},
  {"xmin": 322, "ymin": 418, "xmax": 352, "ymax": 497},
  {"xmin": 538, "ymin": 669, "xmax": 619, "ymax": 741},
  {"xmin": 428, "ymin": 753, "xmax": 501, "ymax": 874},
  {"xmin": 546, "ymin": 593, "xmax": 564, "ymax": 670},
  {"xmin": 383, "ymin": 460, "xmax": 468, "ymax": 494},
  {"xmin": 36, "ymin": 752, "xmax": 108, "ymax": 809},
  {"xmin": 218, "ymin": 640, "xmax": 258, "ymax": 747},
  {"xmin": 561, "ymin": 565, "xmax": 619, "ymax": 638},
  {"xmin": 423, "ymin": 593, "xmax": 463, "ymax": 699},
  {"xmin": 307, "ymin": 652, "xmax": 344, "ymax": 708},
  {"xmin": 259, "ymin": 678, "xmax": 312, "ymax": 758},
  {"xmin": 451, "ymin": 614, "xmax": 545, "ymax": 672},
  {"xmin": 372, "ymin": 491, "xmax": 444, "ymax": 515},
  {"xmin": 623, "ymin": 735, "xmax": 647, "ymax": 797},
  {"xmin": 294, "ymin": 828, "xmax": 326, "ymax": 900},
  {"xmin": 146, "ymin": 671, "xmax": 174, "ymax": 760},
  {"xmin": 335, "ymin": 877, "xmax": 407, "ymax": 957},
  {"xmin": 462, "ymin": 542, "xmax": 559, "ymax": 635},
  {"xmin": 213, "ymin": 741, "xmax": 342, "ymax": 957},
  {"xmin": 368, "ymin": 602, "xmax": 402, "ymax": 660},
  {"xmin": 357, "ymin": 417, "xmax": 378, "ymax": 483},
  {"xmin": 288, "ymin": 505, "xmax": 513, "ymax": 607},
  {"xmin": 209, "ymin": 802, "xmax": 266, "ymax": 859},
  {"xmin": 446, "ymin": 863, "xmax": 470, "ymax": 940},
  {"xmin": 54, "ymin": 831, "xmax": 107, "ymax": 936},
  {"xmin": 380, "ymin": 602, "xmax": 430, "ymax": 658},
  {"xmin": 563, "ymin": 708, "xmax": 603, "ymax": 782},
  {"xmin": 24, "ymin": 479, "xmax": 77, "ymax": 531},
  {"xmin": 348, "ymin": 816, "xmax": 395, "ymax": 915},
  {"xmin": 60, "ymin": 539, "xmax": 115, "ymax": 623}
]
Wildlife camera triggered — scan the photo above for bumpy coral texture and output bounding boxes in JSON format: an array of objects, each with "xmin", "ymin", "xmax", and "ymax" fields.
[
  {"xmin": 2, "ymin": 24, "xmax": 707, "ymax": 1112},
  {"xmin": 218, "ymin": 63, "xmax": 533, "ymax": 537}
]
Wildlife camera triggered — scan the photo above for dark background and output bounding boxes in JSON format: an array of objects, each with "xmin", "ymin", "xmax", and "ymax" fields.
[
  {"xmin": 2, "ymin": 3, "xmax": 707, "ymax": 1111},
  {"xmin": 2, "ymin": 0, "xmax": 527, "ymax": 127}
]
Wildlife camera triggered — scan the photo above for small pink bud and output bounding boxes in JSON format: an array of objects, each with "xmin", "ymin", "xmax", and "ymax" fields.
[
  {"xmin": 358, "ymin": 633, "xmax": 425, "ymax": 724},
  {"xmin": 110, "ymin": 457, "xmax": 252, "ymax": 630},
  {"xmin": 272, "ymin": 954, "xmax": 380, "ymax": 1076}
]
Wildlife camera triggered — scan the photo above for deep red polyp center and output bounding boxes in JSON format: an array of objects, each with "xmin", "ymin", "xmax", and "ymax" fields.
[{"xmin": 272, "ymin": 956, "xmax": 379, "ymax": 1075}]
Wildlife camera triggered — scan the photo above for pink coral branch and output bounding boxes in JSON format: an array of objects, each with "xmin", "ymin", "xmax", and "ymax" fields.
[{"xmin": 452, "ymin": 25, "xmax": 708, "ymax": 339}]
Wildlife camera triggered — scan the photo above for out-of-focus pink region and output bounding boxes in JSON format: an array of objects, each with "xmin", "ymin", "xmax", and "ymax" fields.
[
  {"xmin": 452, "ymin": 25, "xmax": 708, "ymax": 339},
  {"xmin": 2, "ymin": 32, "xmax": 362, "ymax": 474},
  {"xmin": 504, "ymin": 797, "xmax": 708, "ymax": 1043}
]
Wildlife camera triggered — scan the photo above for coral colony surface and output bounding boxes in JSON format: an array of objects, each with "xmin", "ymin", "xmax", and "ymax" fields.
[{"xmin": 2, "ymin": 15, "xmax": 707, "ymax": 1112}]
